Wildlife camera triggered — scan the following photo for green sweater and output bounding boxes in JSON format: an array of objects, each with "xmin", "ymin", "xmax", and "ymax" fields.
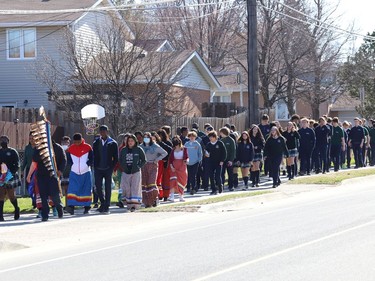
[
  {"xmin": 331, "ymin": 126, "xmax": 344, "ymax": 145},
  {"xmin": 221, "ymin": 136, "xmax": 236, "ymax": 162},
  {"xmin": 119, "ymin": 146, "xmax": 146, "ymax": 174}
]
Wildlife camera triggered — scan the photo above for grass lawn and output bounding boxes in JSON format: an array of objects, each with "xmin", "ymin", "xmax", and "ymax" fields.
[
  {"xmin": 140, "ymin": 190, "xmax": 273, "ymax": 213},
  {"xmin": 3, "ymin": 190, "xmax": 121, "ymax": 214},
  {"xmin": 290, "ymin": 167, "xmax": 375, "ymax": 185}
]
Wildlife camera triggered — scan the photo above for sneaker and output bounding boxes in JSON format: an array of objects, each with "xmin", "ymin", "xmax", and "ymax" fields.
[
  {"xmin": 57, "ymin": 208, "xmax": 63, "ymax": 219},
  {"xmin": 52, "ymin": 207, "xmax": 58, "ymax": 217},
  {"xmin": 218, "ymin": 186, "xmax": 223, "ymax": 194},
  {"xmin": 96, "ymin": 206, "xmax": 104, "ymax": 213},
  {"xmin": 190, "ymin": 189, "xmax": 194, "ymax": 195},
  {"xmin": 179, "ymin": 197, "xmax": 185, "ymax": 202},
  {"xmin": 102, "ymin": 208, "xmax": 110, "ymax": 215},
  {"xmin": 167, "ymin": 197, "xmax": 175, "ymax": 202},
  {"xmin": 41, "ymin": 217, "xmax": 49, "ymax": 222},
  {"xmin": 228, "ymin": 188, "xmax": 234, "ymax": 192},
  {"xmin": 65, "ymin": 206, "xmax": 74, "ymax": 215},
  {"xmin": 83, "ymin": 207, "xmax": 91, "ymax": 214},
  {"xmin": 14, "ymin": 207, "xmax": 20, "ymax": 220},
  {"xmin": 93, "ymin": 203, "xmax": 99, "ymax": 209},
  {"xmin": 209, "ymin": 191, "xmax": 218, "ymax": 195},
  {"xmin": 130, "ymin": 207, "xmax": 136, "ymax": 212}
]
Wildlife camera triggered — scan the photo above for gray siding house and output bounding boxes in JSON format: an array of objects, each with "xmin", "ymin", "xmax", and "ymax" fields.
[{"xmin": 0, "ymin": 0, "xmax": 128, "ymax": 109}]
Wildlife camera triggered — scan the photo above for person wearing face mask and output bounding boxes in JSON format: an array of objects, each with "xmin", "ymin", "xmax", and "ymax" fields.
[
  {"xmin": 65, "ymin": 134, "xmax": 93, "ymax": 215},
  {"xmin": 0, "ymin": 135, "xmax": 21, "ymax": 221},
  {"xmin": 92, "ymin": 125, "xmax": 118, "ymax": 214},
  {"xmin": 140, "ymin": 132, "xmax": 168, "ymax": 208},
  {"xmin": 168, "ymin": 136, "xmax": 189, "ymax": 202},
  {"xmin": 60, "ymin": 136, "xmax": 71, "ymax": 210}
]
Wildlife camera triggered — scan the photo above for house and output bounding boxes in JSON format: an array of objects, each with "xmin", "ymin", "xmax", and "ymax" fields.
[
  {"xmin": 212, "ymin": 67, "xmax": 348, "ymax": 122},
  {"xmin": 0, "ymin": 0, "xmax": 220, "ymax": 120},
  {"xmin": 0, "ymin": 0, "xmax": 132, "ymax": 109},
  {"xmin": 329, "ymin": 93, "xmax": 361, "ymax": 123}
]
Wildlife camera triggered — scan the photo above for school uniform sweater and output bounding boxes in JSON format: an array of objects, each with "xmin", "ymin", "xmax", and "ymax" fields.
[
  {"xmin": 264, "ymin": 137, "xmax": 289, "ymax": 158},
  {"xmin": 205, "ymin": 140, "xmax": 227, "ymax": 164}
]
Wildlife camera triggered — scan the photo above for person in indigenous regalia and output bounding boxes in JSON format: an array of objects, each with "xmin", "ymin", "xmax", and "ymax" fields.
[
  {"xmin": 65, "ymin": 133, "xmax": 93, "ymax": 215},
  {"xmin": 27, "ymin": 141, "xmax": 66, "ymax": 222},
  {"xmin": 0, "ymin": 135, "xmax": 21, "ymax": 221}
]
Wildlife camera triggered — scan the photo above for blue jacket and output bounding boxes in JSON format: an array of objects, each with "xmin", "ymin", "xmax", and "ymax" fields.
[{"xmin": 185, "ymin": 140, "xmax": 203, "ymax": 165}]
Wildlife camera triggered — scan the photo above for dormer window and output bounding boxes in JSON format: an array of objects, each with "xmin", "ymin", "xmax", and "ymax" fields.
[{"xmin": 7, "ymin": 28, "xmax": 36, "ymax": 59}]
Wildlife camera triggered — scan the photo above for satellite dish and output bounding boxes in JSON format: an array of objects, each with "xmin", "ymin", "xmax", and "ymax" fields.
[{"xmin": 81, "ymin": 104, "xmax": 105, "ymax": 120}]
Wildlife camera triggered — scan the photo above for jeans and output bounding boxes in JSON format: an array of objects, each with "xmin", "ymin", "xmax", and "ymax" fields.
[
  {"xmin": 331, "ymin": 144, "xmax": 341, "ymax": 171},
  {"xmin": 221, "ymin": 161, "xmax": 234, "ymax": 189},
  {"xmin": 352, "ymin": 144, "xmax": 363, "ymax": 168},
  {"xmin": 371, "ymin": 145, "xmax": 375, "ymax": 166},
  {"xmin": 209, "ymin": 163, "xmax": 222, "ymax": 192},
  {"xmin": 187, "ymin": 163, "xmax": 199, "ymax": 191},
  {"xmin": 95, "ymin": 168, "xmax": 113, "ymax": 210},
  {"xmin": 38, "ymin": 175, "xmax": 63, "ymax": 219}
]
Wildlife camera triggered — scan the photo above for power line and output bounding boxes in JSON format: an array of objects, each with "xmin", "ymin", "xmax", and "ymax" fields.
[
  {"xmin": 0, "ymin": 0, "xmax": 236, "ymax": 14},
  {"xmin": 258, "ymin": 1, "xmax": 375, "ymax": 42}
]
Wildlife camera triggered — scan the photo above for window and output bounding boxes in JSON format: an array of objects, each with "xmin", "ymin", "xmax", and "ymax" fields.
[
  {"xmin": 275, "ymin": 100, "xmax": 290, "ymax": 121},
  {"xmin": 7, "ymin": 28, "xmax": 36, "ymax": 59}
]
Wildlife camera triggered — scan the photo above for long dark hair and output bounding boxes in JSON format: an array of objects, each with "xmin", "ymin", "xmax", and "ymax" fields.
[
  {"xmin": 157, "ymin": 129, "xmax": 168, "ymax": 143},
  {"xmin": 126, "ymin": 134, "xmax": 138, "ymax": 148},
  {"xmin": 238, "ymin": 131, "xmax": 251, "ymax": 144},
  {"xmin": 249, "ymin": 125, "xmax": 265, "ymax": 143},
  {"xmin": 151, "ymin": 131, "xmax": 161, "ymax": 143},
  {"xmin": 143, "ymin": 132, "xmax": 155, "ymax": 146}
]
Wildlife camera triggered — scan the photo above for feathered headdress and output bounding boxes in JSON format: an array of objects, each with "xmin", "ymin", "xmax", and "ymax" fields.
[{"xmin": 30, "ymin": 106, "xmax": 58, "ymax": 178}]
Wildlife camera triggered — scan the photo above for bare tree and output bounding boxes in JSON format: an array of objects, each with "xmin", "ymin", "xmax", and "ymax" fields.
[
  {"xmin": 151, "ymin": 0, "xmax": 245, "ymax": 69},
  {"xmin": 298, "ymin": 0, "xmax": 351, "ymax": 119},
  {"xmin": 34, "ymin": 16, "xmax": 195, "ymax": 136}
]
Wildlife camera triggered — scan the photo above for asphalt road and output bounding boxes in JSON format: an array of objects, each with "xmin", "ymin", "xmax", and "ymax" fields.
[{"xmin": 1, "ymin": 178, "xmax": 375, "ymax": 281}]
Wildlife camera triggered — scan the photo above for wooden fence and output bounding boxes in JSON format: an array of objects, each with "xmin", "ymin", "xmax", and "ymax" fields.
[
  {"xmin": 171, "ymin": 110, "xmax": 248, "ymax": 134},
  {"xmin": 0, "ymin": 108, "xmax": 84, "ymax": 150}
]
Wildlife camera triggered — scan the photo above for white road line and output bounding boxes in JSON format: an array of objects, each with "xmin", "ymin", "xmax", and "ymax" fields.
[
  {"xmin": 0, "ymin": 188, "xmax": 374, "ymax": 274},
  {"xmin": 192, "ymin": 220, "xmax": 375, "ymax": 281}
]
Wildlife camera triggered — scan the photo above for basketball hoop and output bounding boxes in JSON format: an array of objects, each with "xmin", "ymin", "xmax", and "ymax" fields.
[{"xmin": 81, "ymin": 104, "xmax": 105, "ymax": 136}]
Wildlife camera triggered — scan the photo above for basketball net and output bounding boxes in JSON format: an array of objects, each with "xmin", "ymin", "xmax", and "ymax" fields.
[{"xmin": 83, "ymin": 117, "xmax": 99, "ymax": 135}]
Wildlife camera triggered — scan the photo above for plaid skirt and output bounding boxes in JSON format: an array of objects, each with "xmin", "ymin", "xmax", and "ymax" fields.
[
  {"xmin": 288, "ymin": 148, "xmax": 298, "ymax": 157},
  {"xmin": 253, "ymin": 152, "xmax": 263, "ymax": 162},
  {"xmin": 240, "ymin": 162, "xmax": 251, "ymax": 168},
  {"xmin": 2, "ymin": 173, "xmax": 21, "ymax": 190}
]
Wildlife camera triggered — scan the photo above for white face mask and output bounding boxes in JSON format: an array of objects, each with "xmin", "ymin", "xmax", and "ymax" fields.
[
  {"xmin": 144, "ymin": 137, "xmax": 150, "ymax": 144},
  {"xmin": 62, "ymin": 145, "xmax": 69, "ymax": 151}
]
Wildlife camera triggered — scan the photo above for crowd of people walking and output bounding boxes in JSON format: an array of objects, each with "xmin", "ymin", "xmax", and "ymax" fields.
[{"xmin": 0, "ymin": 113, "xmax": 374, "ymax": 221}]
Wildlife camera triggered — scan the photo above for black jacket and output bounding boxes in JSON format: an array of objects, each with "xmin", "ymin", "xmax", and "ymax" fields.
[
  {"xmin": 264, "ymin": 137, "xmax": 289, "ymax": 158},
  {"xmin": 236, "ymin": 142, "xmax": 254, "ymax": 163},
  {"xmin": 205, "ymin": 140, "xmax": 227, "ymax": 164},
  {"xmin": 298, "ymin": 127, "xmax": 315, "ymax": 150},
  {"xmin": 250, "ymin": 136, "xmax": 265, "ymax": 153},
  {"xmin": 282, "ymin": 131, "xmax": 301, "ymax": 150},
  {"xmin": 93, "ymin": 137, "xmax": 118, "ymax": 170},
  {"xmin": 0, "ymin": 147, "xmax": 20, "ymax": 174}
]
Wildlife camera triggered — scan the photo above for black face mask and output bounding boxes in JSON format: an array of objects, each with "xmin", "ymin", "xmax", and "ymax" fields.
[{"xmin": 1, "ymin": 142, "xmax": 7, "ymax": 149}]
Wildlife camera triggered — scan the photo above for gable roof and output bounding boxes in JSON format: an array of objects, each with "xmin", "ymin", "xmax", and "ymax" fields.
[
  {"xmin": 173, "ymin": 51, "xmax": 221, "ymax": 90},
  {"xmin": 0, "ymin": 0, "xmax": 103, "ymax": 27},
  {"xmin": 83, "ymin": 50, "xmax": 220, "ymax": 90},
  {"xmin": 133, "ymin": 39, "xmax": 170, "ymax": 52}
]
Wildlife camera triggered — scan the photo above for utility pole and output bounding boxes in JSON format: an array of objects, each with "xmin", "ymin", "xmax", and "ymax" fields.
[{"xmin": 247, "ymin": 0, "xmax": 259, "ymax": 127}]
